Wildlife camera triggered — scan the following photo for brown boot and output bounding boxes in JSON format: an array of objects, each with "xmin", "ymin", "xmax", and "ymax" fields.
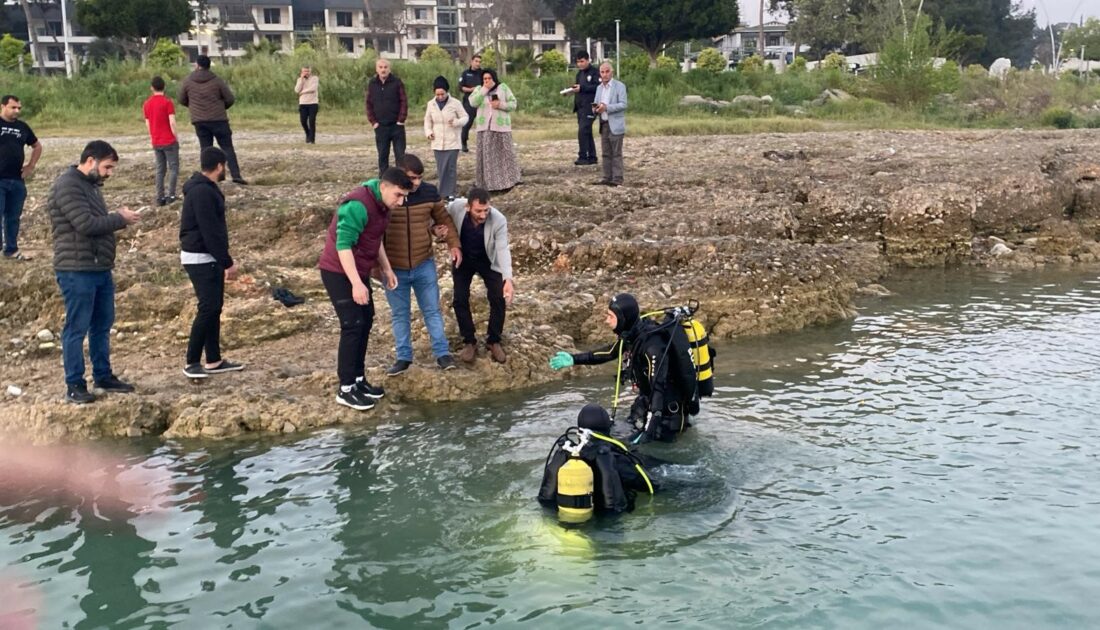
[
  {"xmin": 459, "ymin": 342, "xmax": 477, "ymax": 363},
  {"xmin": 488, "ymin": 342, "xmax": 507, "ymax": 364}
]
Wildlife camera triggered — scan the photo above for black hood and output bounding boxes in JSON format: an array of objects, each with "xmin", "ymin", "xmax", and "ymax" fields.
[
  {"xmin": 609, "ymin": 293, "xmax": 640, "ymax": 336},
  {"xmin": 182, "ymin": 171, "xmax": 221, "ymax": 196},
  {"xmin": 577, "ymin": 403, "xmax": 612, "ymax": 433}
]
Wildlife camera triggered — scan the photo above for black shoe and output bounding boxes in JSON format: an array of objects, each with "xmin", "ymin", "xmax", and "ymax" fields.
[
  {"xmin": 94, "ymin": 374, "xmax": 135, "ymax": 393},
  {"xmin": 336, "ymin": 387, "xmax": 376, "ymax": 411},
  {"xmin": 167, "ymin": 194, "xmax": 179, "ymax": 204},
  {"xmin": 356, "ymin": 378, "xmax": 385, "ymax": 399},
  {"xmin": 386, "ymin": 360, "xmax": 412, "ymax": 377},
  {"xmin": 574, "ymin": 158, "xmax": 586, "ymax": 166},
  {"xmin": 462, "ymin": 145, "xmax": 469, "ymax": 153},
  {"xmin": 232, "ymin": 178, "xmax": 249, "ymax": 185},
  {"xmin": 66, "ymin": 382, "xmax": 96, "ymax": 404},
  {"xmin": 272, "ymin": 287, "xmax": 305, "ymax": 307},
  {"xmin": 157, "ymin": 196, "xmax": 168, "ymax": 207},
  {"xmin": 183, "ymin": 363, "xmax": 208, "ymax": 379},
  {"xmin": 205, "ymin": 360, "xmax": 244, "ymax": 374},
  {"xmin": 437, "ymin": 355, "xmax": 457, "ymax": 371}
]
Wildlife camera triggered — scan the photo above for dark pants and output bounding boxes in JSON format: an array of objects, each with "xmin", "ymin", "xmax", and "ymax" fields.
[
  {"xmin": 299, "ymin": 104, "xmax": 318, "ymax": 143},
  {"xmin": 321, "ymin": 269, "xmax": 374, "ymax": 386},
  {"xmin": 600, "ymin": 121, "xmax": 624, "ymax": 184},
  {"xmin": 185, "ymin": 262, "xmax": 224, "ymax": 365},
  {"xmin": 452, "ymin": 257, "xmax": 506, "ymax": 345},
  {"xmin": 194, "ymin": 121, "xmax": 243, "ymax": 179},
  {"xmin": 461, "ymin": 100, "xmax": 476, "ymax": 149},
  {"xmin": 56, "ymin": 270, "xmax": 115, "ymax": 385},
  {"xmin": 0, "ymin": 178, "xmax": 27, "ymax": 256},
  {"xmin": 577, "ymin": 110, "xmax": 597, "ymax": 161},
  {"xmin": 153, "ymin": 142, "xmax": 179, "ymax": 200},
  {"xmin": 374, "ymin": 123, "xmax": 406, "ymax": 175}
]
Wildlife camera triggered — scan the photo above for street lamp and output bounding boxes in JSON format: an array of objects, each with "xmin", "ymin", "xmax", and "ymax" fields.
[
  {"xmin": 614, "ymin": 19, "xmax": 620, "ymax": 73},
  {"xmin": 60, "ymin": 0, "xmax": 73, "ymax": 77}
]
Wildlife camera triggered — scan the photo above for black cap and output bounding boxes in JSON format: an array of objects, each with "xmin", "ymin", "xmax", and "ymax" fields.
[
  {"xmin": 609, "ymin": 293, "xmax": 639, "ymax": 335},
  {"xmin": 577, "ymin": 403, "xmax": 612, "ymax": 433},
  {"xmin": 433, "ymin": 75, "xmax": 450, "ymax": 91}
]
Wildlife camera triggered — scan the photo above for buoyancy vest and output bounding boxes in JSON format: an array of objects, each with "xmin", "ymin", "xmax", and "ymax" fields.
[{"xmin": 538, "ymin": 428, "xmax": 655, "ymax": 518}]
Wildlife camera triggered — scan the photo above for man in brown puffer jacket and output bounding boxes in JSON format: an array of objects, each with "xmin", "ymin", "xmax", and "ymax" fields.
[
  {"xmin": 382, "ymin": 154, "xmax": 462, "ymax": 375},
  {"xmin": 179, "ymin": 55, "xmax": 247, "ymax": 184}
]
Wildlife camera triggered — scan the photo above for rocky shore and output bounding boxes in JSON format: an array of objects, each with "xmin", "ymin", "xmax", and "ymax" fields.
[{"xmin": 1, "ymin": 128, "xmax": 1098, "ymax": 443}]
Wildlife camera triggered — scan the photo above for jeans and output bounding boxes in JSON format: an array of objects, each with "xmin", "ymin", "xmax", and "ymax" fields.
[
  {"xmin": 299, "ymin": 104, "xmax": 318, "ymax": 142},
  {"xmin": 600, "ymin": 121, "xmax": 624, "ymax": 184},
  {"xmin": 373, "ymin": 123, "xmax": 406, "ymax": 175},
  {"xmin": 434, "ymin": 149, "xmax": 459, "ymax": 198},
  {"xmin": 153, "ymin": 142, "xmax": 179, "ymax": 200},
  {"xmin": 577, "ymin": 110, "xmax": 597, "ymax": 161},
  {"xmin": 56, "ymin": 271, "xmax": 115, "ymax": 385},
  {"xmin": 452, "ymin": 257, "xmax": 506, "ymax": 345},
  {"xmin": 321, "ymin": 269, "xmax": 374, "ymax": 386},
  {"xmin": 384, "ymin": 259, "xmax": 450, "ymax": 361},
  {"xmin": 194, "ymin": 121, "xmax": 243, "ymax": 179},
  {"xmin": 0, "ymin": 178, "xmax": 27, "ymax": 255},
  {"xmin": 185, "ymin": 262, "xmax": 224, "ymax": 365}
]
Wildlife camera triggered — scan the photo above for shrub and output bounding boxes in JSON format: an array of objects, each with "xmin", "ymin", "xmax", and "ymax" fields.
[
  {"xmin": 0, "ymin": 34, "xmax": 29, "ymax": 72},
  {"xmin": 149, "ymin": 38, "xmax": 184, "ymax": 68},
  {"xmin": 1040, "ymin": 107, "xmax": 1075, "ymax": 129},
  {"xmin": 788, "ymin": 56, "xmax": 807, "ymax": 73},
  {"xmin": 420, "ymin": 44, "xmax": 451, "ymax": 63},
  {"xmin": 696, "ymin": 48, "xmax": 727, "ymax": 73},
  {"xmin": 936, "ymin": 60, "xmax": 961, "ymax": 94},
  {"xmin": 539, "ymin": 49, "xmax": 567, "ymax": 74},
  {"xmin": 871, "ymin": 15, "xmax": 939, "ymax": 107},
  {"xmin": 738, "ymin": 55, "xmax": 765, "ymax": 73},
  {"xmin": 821, "ymin": 52, "xmax": 846, "ymax": 71},
  {"xmin": 479, "ymin": 48, "xmax": 498, "ymax": 70},
  {"xmin": 620, "ymin": 52, "xmax": 650, "ymax": 77}
]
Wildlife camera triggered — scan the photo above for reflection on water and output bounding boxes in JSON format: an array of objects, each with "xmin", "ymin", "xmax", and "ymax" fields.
[{"xmin": 3, "ymin": 268, "xmax": 1100, "ymax": 628}]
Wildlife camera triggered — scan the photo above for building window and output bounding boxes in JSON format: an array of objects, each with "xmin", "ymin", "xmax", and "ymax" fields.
[
  {"xmin": 265, "ymin": 34, "xmax": 282, "ymax": 46},
  {"xmin": 339, "ymin": 37, "xmax": 354, "ymax": 52},
  {"xmin": 414, "ymin": 28, "xmax": 428, "ymax": 40},
  {"xmin": 437, "ymin": 0, "xmax": 456, "ymax": 6},
  {"xmin": 263, "ymin": 8, "xmax": 281, "ymax": 24},
  {"xmin": 336, "ymin": 11, "xmax": 353, "ymax": 27},
  {"xmin": 438, "ymin": 9, "xmax": 456, "ymax": 26},
  {"xmin": 47, "ymin": 21, "xmax": 63, "ymax": 36},
  {"xmin": 767, "ymin": 35, "xmax": 782, "ymax": 47},
  {"xmin": 541, "ymin": 19, "xmax": 556, "ymax": 35},
  {"xmin": 439, "ymin": 28, "xmax": 458, "ymax": 45},
  {"xmin": 541, "ymin": 43, "xmax": 556, "ymax": 54},
  {"xmin": 377, "ymin": 38, "xmax": 396, "ymax": 53},
  {"xmin": 47, "ymin": 46, "xmax": 62, "ymax": 62},
  {"xmin": 413, "ymin": 8, "xmax": 429, "ymax": 20}
]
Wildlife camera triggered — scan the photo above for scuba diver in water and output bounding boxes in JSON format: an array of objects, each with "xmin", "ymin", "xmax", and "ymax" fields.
[
  {"xmin": 538, "ymin": 403, "xmax": 655, "ymax": 522},
  {"xmin": 549, "ymin": 293, "xmax": 713, "ymax": 444}
]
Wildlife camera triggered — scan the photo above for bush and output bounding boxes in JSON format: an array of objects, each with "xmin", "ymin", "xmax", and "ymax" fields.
[
  {"xmin": 696, "ymin": 48, "xmax": 727, "ymax": 73},
  {"xmin": 1040, "ymin": 107, "xmax": 1076, "ymax": 129},
  {"xmin": 0, "ymin": 34, "xmax": 29, "ymax": 72},
  {"xmin": 788, "ymin": 56, "xmax": 807, "ymax": 73},
  {"xmin": 656, "ymin": 54, "xmax": 679, "ymax": 71},
  {"xmin": 539, "ymin": 49, "xmax": 567, "ymax": 74},
  {"xmin": 149, "ymin": 38, "xmax": 184, "ymax": 68},
  {"xmin": 479, "ymin": 48, "xmax": 498, "ymax": 70},
  {"xmin": 420, "ymin": 44, "xmax": 451, "ymax": 63},
  {"xmin": 620, "ymin": 52, "xmax": 650, "ymax": 78},
  {"xmin": 936, "ymin": 60, "xmax": 961, "ymax": 94},
  {"xmin": 821, "ymin": 52, "xmax": 846, "ymax": 71},
  {"xmin": 738, "ymin": 55, "xmax": 765, "ymax": 73},
  {"xmin": 871, "ymin": 15, "xmax": 939, "ymax": 107}
]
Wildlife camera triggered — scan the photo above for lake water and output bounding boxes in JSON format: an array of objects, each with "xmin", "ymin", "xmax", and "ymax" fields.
[{"xmin": 2, "ymin": 268, "xmax": 1099, "ymax": 629}]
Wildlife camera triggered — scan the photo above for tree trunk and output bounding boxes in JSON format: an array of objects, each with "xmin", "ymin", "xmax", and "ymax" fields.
[
  {"xmin": 464, "ymin": 0, "xmax": 473, "ymax": 57},
  {"xmin": 363, "ymin": 0, "xmax": 380, "ymax": 53},
  {"xmin": 648, "ymin": 47, "xmax": 658, "ymax": 68},
  {"xmin": 18, "ymin": 0, "xmax": 45, "ymax": 73}
]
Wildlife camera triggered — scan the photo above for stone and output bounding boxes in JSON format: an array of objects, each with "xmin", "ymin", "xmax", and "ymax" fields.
[
  {"xmin": 732, "ymin": 94, "xmax": 761, "ymax": 107},
  {"xmin": 36, "ymin": 329, "xmax": 53, "ymax": 342},
  {"xmin": 37, "ymin": 342, "xmax": 56, "ymax": 350},
  {"xmin": 10, "ymin": 338, "xmax": 24, "ymax": 348},
  {"xmin": 679, "ymin": 95, "xmax": 709, "ymax": 106},
  {"xmin": 990, "ymin": 243, "xmax": 1014, "ymax": 257},
  {"xmin": 6, "ymin": 385, "xmax": 22, "ymax": 397},
  {"xmin": 760, "ymin": 95, "xmax": 774, "ymax": 104}
]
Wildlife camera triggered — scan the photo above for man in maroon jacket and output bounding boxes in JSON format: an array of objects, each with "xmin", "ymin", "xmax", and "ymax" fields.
[{"xmin": 365, "ymin": 58, "xmax": 408, "ymax": 176}]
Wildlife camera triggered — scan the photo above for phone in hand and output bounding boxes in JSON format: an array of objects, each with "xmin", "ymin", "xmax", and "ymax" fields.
[{"xmin": 490, "ymin": 94, "xmax": 499, "ymax": 102}]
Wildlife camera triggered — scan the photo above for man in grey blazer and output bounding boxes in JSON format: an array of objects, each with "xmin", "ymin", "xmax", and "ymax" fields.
[
  {"xmin": 593, "ymin": 62, "xmax": 628, "ymax": 186},
  {"xmin": 445, "ymin": 187, "xmax": 515, "ymax": 364}
]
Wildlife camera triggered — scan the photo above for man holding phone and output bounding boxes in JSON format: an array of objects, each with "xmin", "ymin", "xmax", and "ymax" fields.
[
  {"xmin": 295, "ymin": 66, "xmax": 319, "ymax": 144},
  {"xmin": 569, "ymin": 51, "xmax": 599, "ymax": 166}
]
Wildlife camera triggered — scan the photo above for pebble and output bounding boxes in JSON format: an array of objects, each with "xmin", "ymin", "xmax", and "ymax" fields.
[
  {"xmin": 6, "ymin": 385, "xmax": 22, "ymax": 397},
  {"xmin": 10, "ymin": 338, "xmax": 24, "ymax": 347},
  {"xmin": 38, "ymin": 342, "xmax": 56, "ymax": 350},
  {"xmin": 990, "ymin": 243, "xmax": 1014, "ymax": 257},
  {"xmin": 36, "ymin": 329, "xmax": 53, "ymax": 342}
]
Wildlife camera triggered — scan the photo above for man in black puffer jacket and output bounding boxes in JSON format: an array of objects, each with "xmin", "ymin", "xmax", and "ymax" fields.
[{"xmin": 48, "ymin": 140, "xmax": 140, "ymax": 404}]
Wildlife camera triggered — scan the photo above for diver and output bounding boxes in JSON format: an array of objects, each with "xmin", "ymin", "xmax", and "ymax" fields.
[
  {"xmin": 549, "ymin": 293, "xmax": 706, "ymax": 444},
  {"xmin": 538, "ymin": 403, "xmax": 655, "ymax": 522}
]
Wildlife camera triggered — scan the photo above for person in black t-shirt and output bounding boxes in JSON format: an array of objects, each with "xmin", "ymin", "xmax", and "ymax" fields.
[{"xmin": 0, "ymin": 95, "xmax": 42, "ymax": 260}]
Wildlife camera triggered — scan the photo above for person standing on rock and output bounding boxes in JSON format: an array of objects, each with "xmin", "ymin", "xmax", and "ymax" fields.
[
  {"xmin": 423, "ymin": 76, "xmax": 468, "ymax": 199},
  {"xmin": 143, "ymin": 76, "xmax": 179, "ymax": 206},
  {"xmin": 366, "ymin": 58, "xmax": 408, "ymax": 175},
  {"xmin": 47, "ymin": 140, "xmax": 140, "ymax": 404},
  {"xmin": 593, "ymin": 62, "xmax": 627, "ymax": 187},
  {"xmin": 444, "ymin": 187, "xmax": 514, "ymax": 364},
  {"xmin": 383, "ymin": 154, "xmax": 462, "ymax": 376},
  {"xmin": 318, "ymin": 167, "xmax": 410, "ymax": 411},
  {"xmin": 470, "ymin": 69, "xmax": 521, "ymax": 194},
  {"xmin": 295, "ymin": 65, "xmax": 319, "ymax": 144},
  {"xmin": 180, "ymin": 147, "xmax": 245, "ymax": 380},
  {"xmin": 179, "ymin": 55, "xmax": 248, "ymax": 185},
  {"xmin": 0, "ymin": 94, "xmax": 42, "ymax": 261},
  {"xmin": 457, "ymin": 54, "xmax": 482, "ymax": 153},
  {"xmin": 569, "ymin": 51, "xmax": 599, "ymax": 166}
]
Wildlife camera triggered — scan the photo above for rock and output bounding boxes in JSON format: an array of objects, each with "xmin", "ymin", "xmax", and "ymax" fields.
[
  {"xmin": 680, "ymin": 95, "xmax": 709, "ymax": 106},
  {"xmin": 281, "ymin": 422, "xmax": 297, "ymax": 433},
  {"xmin": 732, "ymin": 94, "xmax": 761, "ymax": 107},
  {"xmin": 988, "ymin": 236, "xmax": 1006, "ymax": 246},
  {"xmin": 761, "ymin": 95, "xmax": 774, "ymax": 104},
  {"xmin": 10, "ymin": 338, "xmax": 24, "ymax": 348},
  {"xmin": 857, "ymin": 284, "xmax": 893, "ymax": 297},
  {"xmin": 201, "ymin": 425, "xmax": 227, "ymax": 438},
  {"xmin": 990, "ymin": 242, "xmax": 1014, "ymax": 257},
  {"xmin": 989, "ymin": 58, "xmax": 1011, "ymax": 80},
  {"xmin": 6, "ymin": 385, "xmax": 22, "ymax": 397},
  {"xmin": 37, "ymin": 342, "xmax": 56, "ymax": 350},
  {"xmin": 36, "ymin": 329, "xmax": 53, "ymax": 342}
]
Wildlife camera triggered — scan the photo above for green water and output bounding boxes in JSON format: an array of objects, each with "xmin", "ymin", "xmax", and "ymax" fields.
[{"xmin": 3, "ymin": 269, "xmax": 1100, "ymax": 628}]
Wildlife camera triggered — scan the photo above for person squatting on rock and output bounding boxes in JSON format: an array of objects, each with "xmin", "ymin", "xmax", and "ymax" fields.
[
  {"xmin": 179, "ymin": 55, "xmax": 248, "ymax": 185},
  {"xmin": 423, "ymin": 76, "xmax": 468, "ymax": 199},
  {"xmin": 47, "ymin": 140, "xmax": 140, "ymax": 404},
  {"xmin": 457, "ymin": 54, "xmax": 482, "ymax": 153},
  {"xmin": 295, "ymin": 66, "xmax": 319, "ymax": 144},
  {"xmin": 143, "ymin": 76, "xmax": 180, "ymax": 207},
  {"xmin": 538, "ymin": 403, "xmax": 655, "ymax": 521},
  {"xmin": 550, "ymin": 294, "xmax": 700, "ymax": 444},
  {"xmin": 180, "ymin": 147, "xmax": 245, "ymax": 380},
  {"xmin": 366, "ymin": 58, "xmax": 408, "ymax": 175},
  {"xmin": 0, "ymin": 94, "xmax": 42, "ymax": 261},
  {"xmin": 383, "ymin": 154, "xmax": 462, "ymax": 376},
  {"xmin": 442, "ymin": 188, "xmax": 515, "ymax": 364},
  {"xmin": 318, "ymin": 167, "xmax": 410, "ymax": 411},
  {"xmin": 569, "ymin": 51, "xmax": 599, "ymax": 166},
  {"xmin": 593, "ymin": 62, "xmax": 628, "ymax": 187}
]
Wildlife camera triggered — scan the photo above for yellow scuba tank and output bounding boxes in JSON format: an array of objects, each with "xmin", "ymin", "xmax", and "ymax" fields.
[
  {"xmin": 556, "ymin": 457, "xmax": 594, "ymax": 523},
  {"xmin": 682, "ymin": 318, "xmax": 714, "ymax": 397}
]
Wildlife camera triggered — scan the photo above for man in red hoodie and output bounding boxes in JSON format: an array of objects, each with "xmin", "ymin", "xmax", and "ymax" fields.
[{"xmin": 318, "ymin": 167, "xmax": 411, "ymax": 411}]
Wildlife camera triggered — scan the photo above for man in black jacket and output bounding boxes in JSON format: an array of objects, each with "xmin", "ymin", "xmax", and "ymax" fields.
[
  {"xmin": 47, "ymin": 141, "xmax": 140, "ymax": 404},
  {"xmin": 365, "ymin": 58, "xmax": 408, "ymax": 175},
  {"xmin": 180, "ymin": 147, "xmax": 243, "ymax": 379},
  {"xmin": 569, "ymin": 51, "xmax": 599, "ymax": 166},
  {"xmin": 457, "ymin": 54, "xmax": 482, "ymax": 153}
]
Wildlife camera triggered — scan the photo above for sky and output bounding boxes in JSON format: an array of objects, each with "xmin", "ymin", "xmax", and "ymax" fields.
[{"xmin": 737, "ymin": 0, "xmax": 1099, "ymax": 28}]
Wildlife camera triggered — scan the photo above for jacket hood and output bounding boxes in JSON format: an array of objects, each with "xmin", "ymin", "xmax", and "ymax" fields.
[
  {"xmin": 577, "ymin": 403, "xmax": 612, "ymax": 433},
  {"xmin": 189, "ymin": 68, "xmax": 218, "ymax": 83},
  {"xmin": 182, "ymin": 171, "xmax": 220, "ymax": 195},
  {"xmin": 362, "ymin": 178, "xmax": 383, "ymax": 202},
  {"xmin": 609, "ymin": 293, "xmax": 640, "ymax": 336}
]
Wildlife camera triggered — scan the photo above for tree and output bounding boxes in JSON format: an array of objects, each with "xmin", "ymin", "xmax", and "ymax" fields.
[
  {"xmin": 539, "ymin": 48, "xmax": 568, "ymax": 73},
  {"xmin": 918, "ymin": 0, "xmax": 1036, "ymax": 67},
  {"xmin": 575, "ymin": 0, "xmax": 739, "ymax": 66},
  {"xmin": 75, "ymin": 0, "xmax": 192, "ymax": 61},
  {"xmin": 696, "ymin": 47, "xmax": 727, "ymax": 72},
  {"xmin": 1062, "ymin": 18, "xmax": 1100, "ymax": 61},
  {"xmin": 784, "ymin": 0, "xmax": 856, "ymax": 59},
  {"xmin": 420, "ymin": 43, "xmax": 452, "ymax": 62},
  {"xmin": 0, "ymin": 34, "xmax": 30, "ymax": 72}
]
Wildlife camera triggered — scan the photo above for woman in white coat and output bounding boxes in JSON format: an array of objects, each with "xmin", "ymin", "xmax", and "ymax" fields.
[{"xmin": 424, "ymin": 76, "xmax": 469, "ymax": 199}]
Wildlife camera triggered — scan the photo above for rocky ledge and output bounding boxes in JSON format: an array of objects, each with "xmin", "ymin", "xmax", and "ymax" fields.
[{"xmin": 1, "ymin": 128, "xmax": 1098, "ymax": 442}]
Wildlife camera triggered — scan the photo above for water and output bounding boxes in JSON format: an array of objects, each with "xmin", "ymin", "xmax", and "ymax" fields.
[{"xmin": 3, "ymin": 268, "xmax": 1100, "ymax": 629}]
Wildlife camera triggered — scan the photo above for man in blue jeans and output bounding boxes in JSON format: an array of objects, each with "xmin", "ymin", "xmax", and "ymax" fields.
[
  {"xmin": 0, "ymin": 95, "xmax": 43, "ymax": 260},
  {"xmin": 382, "ymin": 154, "xmax": 462, "ymax": 376},
  {"xmin": 47, "ymin": 140, "xmax": 140, "ymax": 404}
]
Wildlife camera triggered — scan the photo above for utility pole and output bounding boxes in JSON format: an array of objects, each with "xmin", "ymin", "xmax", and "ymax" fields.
[
  {"xmin": 758, "ymin": 0, "xmax": 764, "ymax": 59},
  {"xmin": 614, "ymin": 18, "xmax": 620, "ymax": 72},
  {"xmin": 60, "ymin": 0, "xmax": 73, "ymax": 77}
]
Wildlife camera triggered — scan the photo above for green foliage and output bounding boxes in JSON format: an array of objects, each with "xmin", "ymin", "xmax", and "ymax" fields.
[
  {"xmin": 738, "ymin": 55, "xmax": 765, "ymax": 73},
  {"xmin": 75, "ymin": 0, "xmax": 191, "ymax": 51},
  {"xmin": 788, "ymin": 0, "xmax": 856, "ymax": 58},
  {"xmin": 620, "ymin": 52, "xmax": 651, "ymax": 77},
  {"xmin": 575, "ymin": 0, "xmax": 739, "ymax": 63},
  {"xmin": 872, "ymin": 14, "xmax": 939, "ymax": 107},
  {"xmin": 788, "ymin": 56, "xmax": 808, "ymax": 73},
  {"xmin": 0, "ymin": 34, "xmax": 29, "ymax": 72},
  {"xmin": 479, "ymin": 48, "xmax": 498, "ymax": 70},
  {"xmin": 243, "ymin": 39, "xmax": 281, "ymax": 61},
  {"xmin": 149, "ymin": 38, "xmax": 183, "ymax": 68},
  {"xmin": 539, "ymin": 49, "xmax": 567, "ymax": 74},
  {"xmin": 420, "ymin": 44, "xmax": 452, "ymax": 63},
  {"xmin": 506, "ymin": 47, "xmax": 537, "ymax": 74},
  {"xmin": 293, "ymin": 41, "xmax": 317, "ymax": 61},
  {"xmin": 1039, "ymin": 107, "xmax": 1075, "ymax": 129},
  {"xmin": 821, "ymin": 52, "xmax": 846, "ymax": 71},
  {"xmin": 656, "ymin": 55, "xmax": 680, "ymax": 71},
  {"xmin": 1061, "ymin": 18, "xmax": 1100, "ymax": 61},
  {"xmin": 695, "ymin": 48, "xmax": 727, "ymax": 73},
  {"xmin": 936, "ymin": 60, "xmax": 961, "ymax": 94}
]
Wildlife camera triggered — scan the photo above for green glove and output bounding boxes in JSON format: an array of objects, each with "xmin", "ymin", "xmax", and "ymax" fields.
[{"xmin": 549, "ymin": 351, "xmax": 574, "ymax": 370}]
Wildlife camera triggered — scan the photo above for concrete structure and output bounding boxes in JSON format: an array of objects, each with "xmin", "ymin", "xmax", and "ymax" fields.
[
  {"xmin": 714, "ymin": 21, "xmax": 795, "ymax": 61},
  {"xmin": 3, "ymin": 0, "xmax": 94, "ymax": 73}
]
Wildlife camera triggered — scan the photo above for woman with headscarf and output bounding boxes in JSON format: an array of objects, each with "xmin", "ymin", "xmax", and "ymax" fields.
[
  {"xmin": 468, "ymin": 68, "xmax": 521, "ymax": 193},
  {"xmin": 423, "ymin": 75, "xmax": 468, "ymax": 199}
]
